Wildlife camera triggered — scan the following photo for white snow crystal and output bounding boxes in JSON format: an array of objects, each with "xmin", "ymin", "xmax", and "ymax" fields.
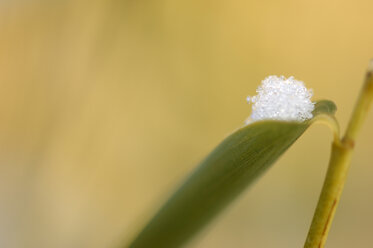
[{"xmin": 246, "ymin": 76, "xmax": 315, "ymax": 124}]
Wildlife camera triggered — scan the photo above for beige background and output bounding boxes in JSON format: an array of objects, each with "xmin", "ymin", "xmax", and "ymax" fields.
[{"xmin": 1, "ymin": 0, "xmax": 373, "ymax": 247}]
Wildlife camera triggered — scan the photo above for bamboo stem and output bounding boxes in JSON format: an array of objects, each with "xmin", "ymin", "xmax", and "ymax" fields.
[{"xmin": 304, "ymin": 61, "xmax": 373, "ymax": 248}]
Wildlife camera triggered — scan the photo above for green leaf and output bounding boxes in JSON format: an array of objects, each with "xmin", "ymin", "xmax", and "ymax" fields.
[{"xmin": 127, "ymin": 100, "xmax": 337, "ymax": 248}]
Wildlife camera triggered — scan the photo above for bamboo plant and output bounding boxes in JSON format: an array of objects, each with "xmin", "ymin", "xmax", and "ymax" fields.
[{"xmin": 126, "ymin": 61, "xmax": 373, "ymax": 248}]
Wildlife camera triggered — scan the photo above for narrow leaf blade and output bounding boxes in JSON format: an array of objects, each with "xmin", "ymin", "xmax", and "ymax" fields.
[{"xmin": 128, "ymin": 100, "xmax": 336, "ymax": 248}]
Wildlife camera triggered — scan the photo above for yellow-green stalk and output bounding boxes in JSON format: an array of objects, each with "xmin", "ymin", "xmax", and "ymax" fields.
[{"xmin": 305, "ymin": 61, "xmax": 373, "ymax": 248}]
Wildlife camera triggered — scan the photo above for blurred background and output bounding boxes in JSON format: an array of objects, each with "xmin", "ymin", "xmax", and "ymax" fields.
[{"xmin": 1, "ymin": 0, "xmax": 373, "ymax": 247}]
